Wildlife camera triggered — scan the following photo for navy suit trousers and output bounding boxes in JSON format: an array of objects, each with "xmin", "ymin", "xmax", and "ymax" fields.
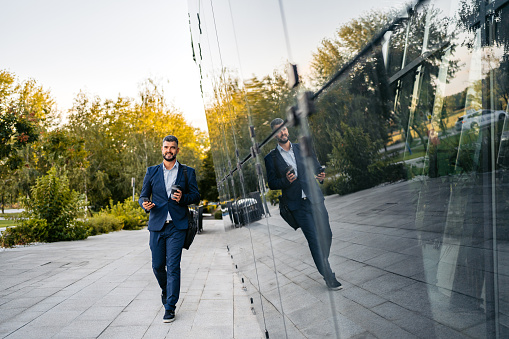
[
  {"xmin": 292, "ymin": 199, "xmax": 335, "ymax": 280},
  {"xmin": 149, "ymin": 221, "xmax": 187, "ymax": 310}
]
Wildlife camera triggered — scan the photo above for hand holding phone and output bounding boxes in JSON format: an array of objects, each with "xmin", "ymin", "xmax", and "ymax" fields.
[
  {"xmin": 142, "ymin": 197, "xmax": 155, "ymax": 210},
  {"xmin": 285, "ymin": 165, "xmax": 297, "ymax": 183},
  {"xmin": 316, "ymin": 166, "xmax": 325, "ymax": 181}
]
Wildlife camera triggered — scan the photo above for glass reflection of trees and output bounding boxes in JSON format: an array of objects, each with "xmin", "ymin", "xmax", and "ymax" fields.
[{"xmin": 191, "ymin": 0, "xmax": 509, "ymax": 336}]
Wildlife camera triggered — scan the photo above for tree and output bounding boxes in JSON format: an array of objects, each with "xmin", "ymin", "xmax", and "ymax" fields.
[
  {"xmin": 0, "ymin": 70, "xmax": 53, "ymax": 209},
  {"xmin": 204, "ymin": 70, "xmax": 294, "ymax": 197},
  {"xmin": 0, "ymin": 71, "xmax": 43, "ymax": 170},
  {"xmin": 198, "ymin": 149, "xmax": 219, "ymax": 201},
  {"xmin": 64, "ymin": 79, "xmax": 207, "ymax": 210}
]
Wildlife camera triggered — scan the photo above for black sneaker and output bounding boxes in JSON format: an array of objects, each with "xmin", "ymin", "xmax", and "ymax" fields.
[
  {"xmin": 161, "ymin": 292, "xmax": 167, "ymax": 306},
  {"xmin": 325, "ymin": 277, "xmax": 343, "ymax": 291},
  {"xmin": 163, "ymin": 309, "xmax": 175, "ymax": 323}
]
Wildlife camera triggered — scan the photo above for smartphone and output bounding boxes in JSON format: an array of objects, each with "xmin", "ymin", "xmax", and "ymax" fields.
[
  {"xmin": 142, "ymin": 197, "xmax": 152, "ymax": 204},
  {"xmin": 285, "ymin": 165, "xmax": 295, "ymax": 175}
]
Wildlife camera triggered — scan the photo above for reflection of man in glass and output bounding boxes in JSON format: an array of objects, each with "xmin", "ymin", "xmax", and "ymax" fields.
[{"xmin": 264, "ymin": 118, "xmax": 342, "ymax": 290}]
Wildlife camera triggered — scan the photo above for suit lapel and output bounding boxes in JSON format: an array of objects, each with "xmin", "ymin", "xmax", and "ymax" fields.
[
  {"xmin": 273, "ymin": 148, "xmax": 287, "ymax": 176},
  {"xmin": 293, "ymin": 144, "xmax": 303, "ymax": 176},
  {"xmin": 175, "ymin": 162, "xmax": 185, "ymax": 191},
  {"xmin": 157, "ymin": 163, "xmax": 169, "ymax": 200}
]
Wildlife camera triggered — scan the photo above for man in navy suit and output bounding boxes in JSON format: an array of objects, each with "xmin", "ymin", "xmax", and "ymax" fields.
[
  {"xmin": 139, "ymin": 135, "xmax": 200, "ymax": 322},
  {"xmin": 264, "ymin": 118, "xmax": 342, "ymax": 290}
]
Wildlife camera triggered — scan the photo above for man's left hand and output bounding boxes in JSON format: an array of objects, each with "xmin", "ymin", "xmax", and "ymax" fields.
[
  {"xmin": 316, "ymin": 172, "xmax": 325, "ymax": 183},
  {"xmin": 172, "ymin": 189, "xmax": 182, "ymax": 203}
]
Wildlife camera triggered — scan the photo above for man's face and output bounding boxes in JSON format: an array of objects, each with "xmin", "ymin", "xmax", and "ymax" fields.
[
  {"xmin": 274, "ymin": 124, "xmax": 289, "ymax": 144},
  {"xmin": 162, "ymin": 141, "xmax": 179, "ymax": 162}
]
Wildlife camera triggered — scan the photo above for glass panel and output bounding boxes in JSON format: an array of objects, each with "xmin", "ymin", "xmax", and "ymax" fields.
[{"xmin": 188, "ymin": 0, "xmax": 509, "ymax": 337}]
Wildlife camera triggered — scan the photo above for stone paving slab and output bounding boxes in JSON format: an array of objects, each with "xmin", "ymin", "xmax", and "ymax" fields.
[
  {"xmin": 0, "ymin": 220, "xmax": 263, "ymax": 339},
  {"xmin": 224, "ymin": 178, "xmax": 507, "ymax": 338}
]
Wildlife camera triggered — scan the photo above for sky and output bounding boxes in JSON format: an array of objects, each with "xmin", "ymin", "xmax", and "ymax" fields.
[
  {"xmin": 1, "ymin": 0, "xmax": 410, "ymax": 132},
  {"xmin": 1, "ymin": 0, "xmax": 206, "ymax": 129}
]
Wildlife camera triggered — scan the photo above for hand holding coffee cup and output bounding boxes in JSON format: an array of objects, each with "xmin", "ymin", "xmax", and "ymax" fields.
[{"xmin": 170, "ymin": 185, "xmax": 183, "ymax": 202}]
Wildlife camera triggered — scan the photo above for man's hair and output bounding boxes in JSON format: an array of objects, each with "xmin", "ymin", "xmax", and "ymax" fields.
[
  {"xmin": 270, "ymin": 118, "xmax": 285, "ymax": 131},
  {"xmin": 163, "ymin": 135, "xmax": 179, "ymax": 146}
]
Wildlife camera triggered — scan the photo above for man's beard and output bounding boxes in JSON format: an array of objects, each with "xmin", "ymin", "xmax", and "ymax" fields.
[
  {"xmin": 276, "ymin": 135, "xmax": 289, "ymax": 144},
  {"xmin": 163, "ymin": 152, "xmax": 176, "ymax": 162}
]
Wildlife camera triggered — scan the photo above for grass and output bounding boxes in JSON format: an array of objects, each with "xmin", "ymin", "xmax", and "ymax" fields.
[
  {"xmin": 0, "ymin": 213, "xmax": 21, "ymax": 227},
  {"xmin": 1, "ymin": 213, "xmax": 21, "ymax": 218},
  {"xmin": 0, "ymin": 219, "xmax": 19, "ymax": 227}
]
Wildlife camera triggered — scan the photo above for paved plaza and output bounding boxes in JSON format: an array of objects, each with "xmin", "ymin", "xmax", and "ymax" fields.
[
  {"xmin": 0, "ymin": 220, "xmax": 262, "ymax": 339},
  {"xmin": 1, "ymin": 177, "xmax": 507, "ymax": 338},
  {"xmin": 227, "ymin": 178, "xmax": 508, "ymax": 338}
]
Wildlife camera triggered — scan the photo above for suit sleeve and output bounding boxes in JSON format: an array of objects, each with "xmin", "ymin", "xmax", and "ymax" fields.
[
  {"xmin": 264, "ymin": 152, "xmax": 292, "ymax": 190},
  {"xmin": 180, "ymin": 167, "xmax": 200, "ymax": 206},
  {"xmin": 138, "ymin": 168, "xmax": 153, "ymax": 212}
]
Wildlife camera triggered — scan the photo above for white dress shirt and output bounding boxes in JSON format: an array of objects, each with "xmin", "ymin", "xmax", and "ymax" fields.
[
  {"xmin": 163, "ymin": 161, "xmax": 179, "ymax": 221},
  {"xmin": 277, "ymin": 143, "xmax": 306, "ymax": 198}
]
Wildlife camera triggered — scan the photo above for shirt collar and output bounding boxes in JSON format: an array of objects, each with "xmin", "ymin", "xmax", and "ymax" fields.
[
  {"xmin": 163, "ymin": 161, "xmax": 179, "ymax": 172},
  {"xmin": 277, "ymin": 142, "xmax": 293, "ymax": 153}
]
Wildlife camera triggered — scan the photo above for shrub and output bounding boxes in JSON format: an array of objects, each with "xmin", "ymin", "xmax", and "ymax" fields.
[
  {"xmin": 319, "ymin": 178, "xmax": 336, "ymax": 196},
  {"xmin": 84, "ymin": 213, "xmax": 123, "ymax": 235},
  {"xmin": 205, "ymin": 204, "xmax": 218, "ymax": 214},
  {"xmin": 266, "ymin": 189, "xmax": 282, "ymax": 205},
  {"xmin": 327, "ymin": 123, "xmax": 406, "ymax": 195},
  {"xmin": 103, "ymin": 197, "xmax": 148, "ymax": 230},
  {"xmin": 0, "ymin": 219, "xmax": 47, "ymax": 248},
  {"xmin": 1, "ymin": 167, "xmax": 88, "ymax": 247},
  {"xmin": 214, "ymin": 209, "xmax": 222, "ymax": 219}
]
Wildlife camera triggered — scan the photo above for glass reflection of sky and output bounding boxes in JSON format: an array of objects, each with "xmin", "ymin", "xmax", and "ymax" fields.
[{"xmin": 189, "ymin": 0, "xmax": 409, "ymax": 103}]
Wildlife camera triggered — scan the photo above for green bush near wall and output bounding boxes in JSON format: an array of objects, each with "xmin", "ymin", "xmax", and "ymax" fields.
[{"xmin": 84, "ymin": 213, "xmax": 123, "ymax": 235}]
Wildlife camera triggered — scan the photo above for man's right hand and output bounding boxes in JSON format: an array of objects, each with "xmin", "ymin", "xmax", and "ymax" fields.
[
  {"xmin": 142, "ymin": 201, "xmax": 155, "ymax": 210},
  {"xmin": 286, "ymin": 171, "xmax": 297, "ymax": 183}
]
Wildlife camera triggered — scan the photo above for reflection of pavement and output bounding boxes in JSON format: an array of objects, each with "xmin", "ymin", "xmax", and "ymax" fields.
[
  {"xmin": 225, "ymin": 174, "xmax": 508, "ymax": 338},
  {"xmin": 0, "ymin": 221, "xmax": 263, "ymax": 338}
]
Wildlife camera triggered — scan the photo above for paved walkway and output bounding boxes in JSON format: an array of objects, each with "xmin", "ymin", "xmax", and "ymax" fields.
[
  {"xmin": 226, "ymin": 177, "xmax": 508, "ymax": 338},
  {"xmin": 0, "ymin": 220, "xmax": 263, "ymax": 339}
]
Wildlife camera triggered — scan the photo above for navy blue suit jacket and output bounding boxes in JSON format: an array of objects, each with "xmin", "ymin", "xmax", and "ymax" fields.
[
  {"xmin": 264, "ymin": 143, "xmax": 324, "ymax": 211},
  {"xmin": 138, "ymin": 162, "xmax": 200, "ymax": 231}
]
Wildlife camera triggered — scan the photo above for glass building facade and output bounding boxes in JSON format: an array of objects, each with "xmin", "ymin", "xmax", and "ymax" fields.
[{"xmin": 187, "ymin": 0, "xmax": 508, "ymax": 337}]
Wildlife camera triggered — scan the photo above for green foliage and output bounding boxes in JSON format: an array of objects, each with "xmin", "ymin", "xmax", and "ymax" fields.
[
  {"xmin": 206, "ymin": 70, "xmax": 295, "ymax": 196},
  {"xmin": 204, "ymin": 204, "xmax": 218, "ymax": 214},
  {"xmin": 319, "ymin": 179, "xmax": 336, "ymax": 196},
  {"xmin": 84, "ymin": 213, "xmax": 123, "ymax": 236},
  {"xmin": 265, "ymin": 189, "xmax": 281, "ymax": 205},
  {"xmin": 0, "ymin": 70, "xmax": 53, "ymax": 208},
  {"xmin": 65, "ymin": 81, "xmax": 207, "ymax": 210},
  {"xmin": 0, "ymin": 70, "xmax": 47, "ymax": 170},
  {"xmin": 0, "ymin": 219, "xmax": 47, "ymax": 248},
  {"xmin": 19, "ymin": 167, "xmax": 88, "ymax": 243},
  {"xmin": 328, "ymin": 123, "xmax": 406, "ymax": 195},
  {"xmin": 311, "ymin": 10, "xmax": 389, "ymax": 84},
  {"xmin": 198, "ymin": 149, "xmax": 219, "ymax": 201},
  {"xmin": 214, "ymin": 209, "xmax": 222, "ymax": 219},
  {"xmin": 103, "ymin": 197, "xmax": 148, "ymax": 230}
]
